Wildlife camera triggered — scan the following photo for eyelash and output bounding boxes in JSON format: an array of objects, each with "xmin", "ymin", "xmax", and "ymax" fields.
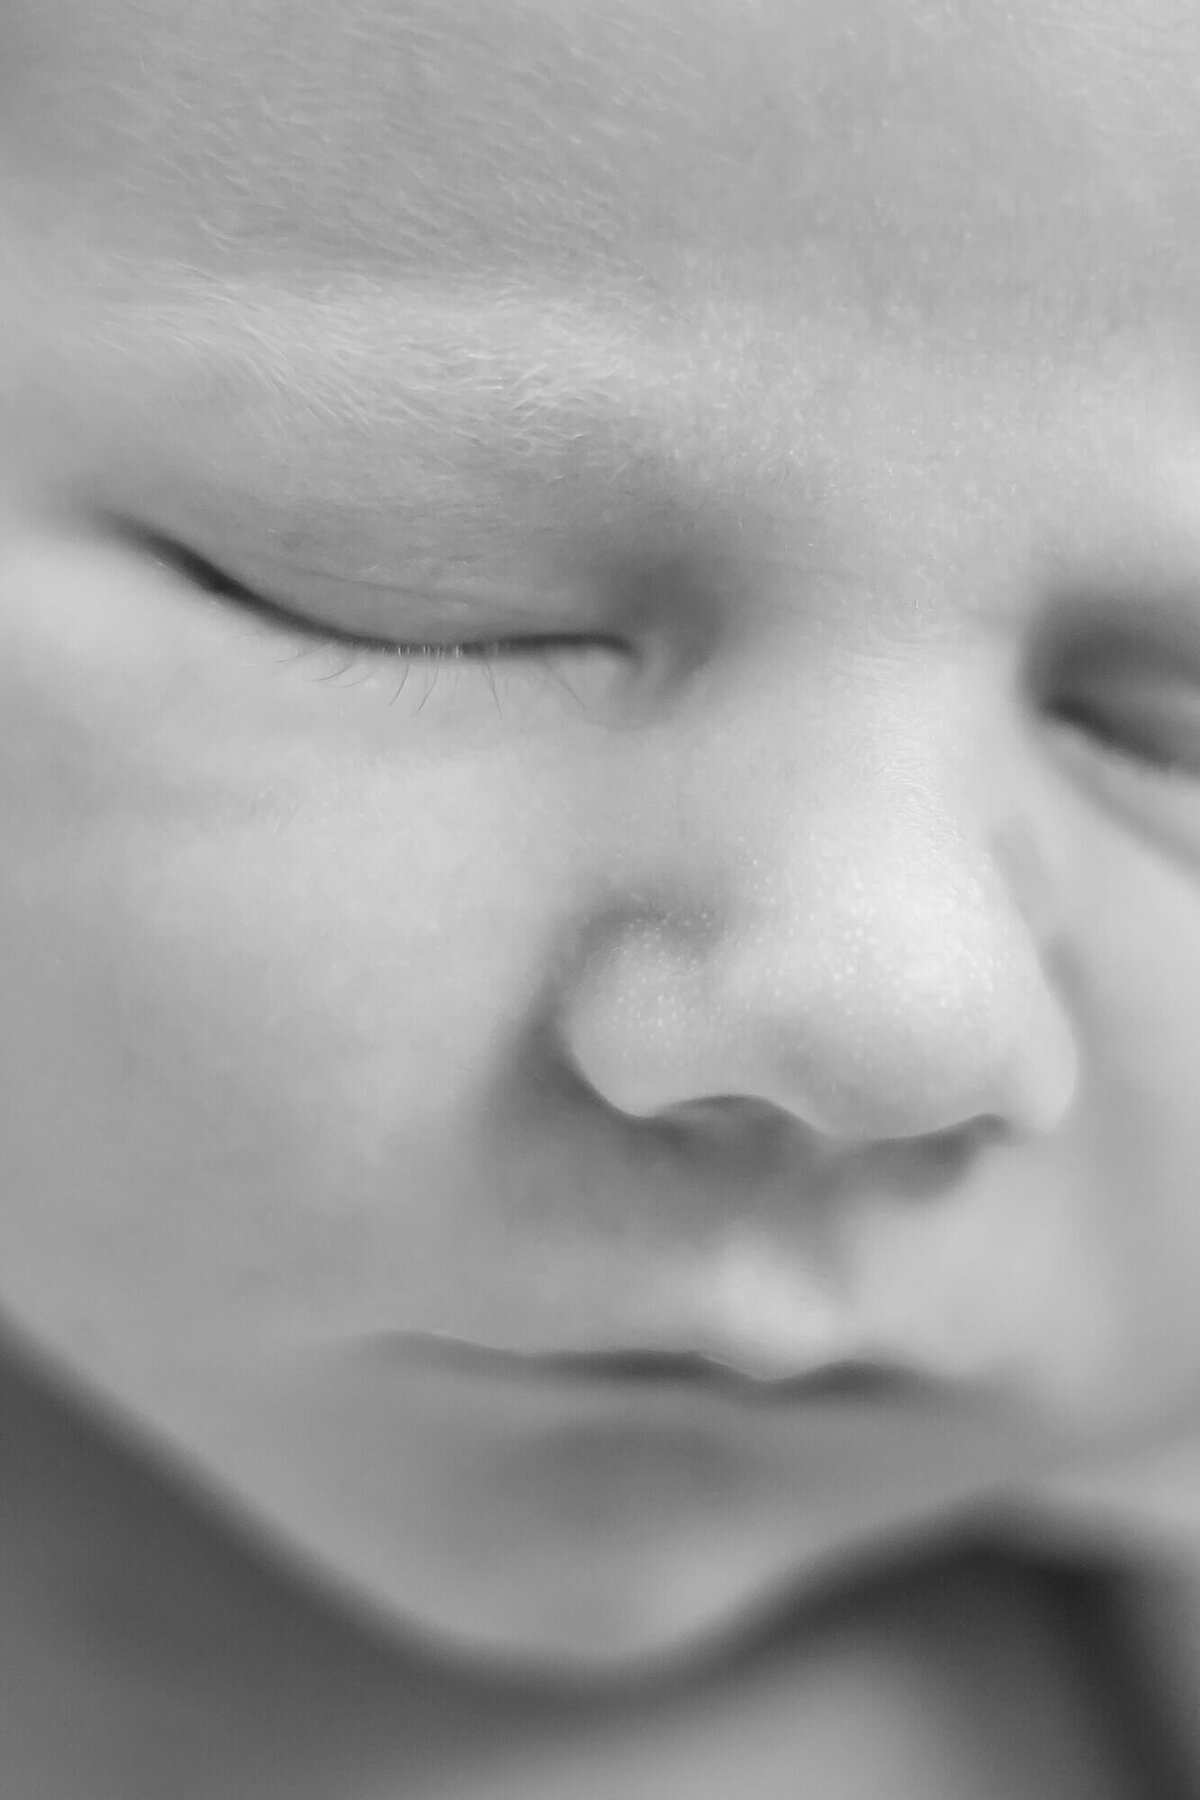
[
  {"xmin": 146, "ymin": 533, "xmax": 607, "ymax": 694},
  {"xmin": 274, "ymin": 635, "xmax": 587, "ymax": 713}
]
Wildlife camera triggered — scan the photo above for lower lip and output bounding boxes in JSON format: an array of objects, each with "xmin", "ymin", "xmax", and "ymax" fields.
[
  {"xmin": 295, "ymin": 1347, "xmax": 922, "ymax": 1547},
  {"xmin": 245, "ymin": 1339, "xmax": 1011, "ymax": 1626},
  {"xmin": 350, "ymin": 1340, "xmax": 996, "ymax": 1535}
]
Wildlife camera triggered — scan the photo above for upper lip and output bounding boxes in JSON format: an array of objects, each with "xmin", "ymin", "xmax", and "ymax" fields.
[{"xmin": 387, "ymin": 1332, "xmax": 934, "ymax": 1406}]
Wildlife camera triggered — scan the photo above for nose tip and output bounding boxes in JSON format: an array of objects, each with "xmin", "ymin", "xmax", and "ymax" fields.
[
  {"xmin": 783, "ymin": 971, "xmax": 1079, "ymax": 1143},
  {"xmin": 559, "ymin": 867, "xmax": 1079, "ymax": 1146}
]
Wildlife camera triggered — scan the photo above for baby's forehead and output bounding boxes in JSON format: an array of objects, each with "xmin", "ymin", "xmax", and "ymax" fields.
[{"xmin": 5, "ymin": 0, "xmax": 1200, "ymax": 353}]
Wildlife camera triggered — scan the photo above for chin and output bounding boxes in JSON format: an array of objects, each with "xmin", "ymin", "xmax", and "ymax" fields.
[
  {"xmin": 332, "ymin": 1531, "xmax": 848, "ymax": 1693},
  {"xmin": 391, "ymin": 1580, "xmax": 787, "ymax": 1691}
]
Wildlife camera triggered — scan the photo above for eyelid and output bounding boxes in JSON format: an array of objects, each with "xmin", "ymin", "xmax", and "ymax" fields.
[
  {"xmin": 141, "ymin": 530, "xmax": 410, "ymax": 655},
  {"xmin": 127, "ymin": 523, "xmax": 618, "ymax": 658}
]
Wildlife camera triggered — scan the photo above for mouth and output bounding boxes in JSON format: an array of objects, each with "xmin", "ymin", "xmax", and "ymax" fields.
[{"xmin": 383, "ymin": 1332, "xmax": 937, "ymax": 1408}]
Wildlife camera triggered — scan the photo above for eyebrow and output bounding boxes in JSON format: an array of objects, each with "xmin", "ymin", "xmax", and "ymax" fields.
[
  {"xmin": 107, "ymin": 278, "xmax": 705, "ymax": 475},
  {"xmin": 76, "ymin": 272, "xmax": 841, "ymax": 589}
]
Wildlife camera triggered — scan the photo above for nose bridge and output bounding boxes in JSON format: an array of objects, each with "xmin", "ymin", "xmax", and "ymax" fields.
[{"xmin": 566, "ymin": 666, "xmax": 1078, "ymax": 1142}]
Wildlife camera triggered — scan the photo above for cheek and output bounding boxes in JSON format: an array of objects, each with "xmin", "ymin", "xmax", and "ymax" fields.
[
  {"xmin": 1060, "ymin": 812, "xmax": 1200, "ymax": 1430},
  {"xmin": 1013, "ymin": 867, "xmax": 1200, "ymax": 1542},
  {"xmin": 0, "ymin": 558, "xmax": 585, "ymax": 1372}
]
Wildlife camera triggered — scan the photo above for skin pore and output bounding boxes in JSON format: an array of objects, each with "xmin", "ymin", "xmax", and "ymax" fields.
[{"xmin": 6, "ymin": 0, "xmax": 1200, "ymax": 1791}]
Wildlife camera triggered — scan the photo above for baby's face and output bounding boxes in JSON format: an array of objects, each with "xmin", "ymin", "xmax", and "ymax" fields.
[{"xmin": 4, "ymin": 0, "xmax": 1200, "ymax": 1681}]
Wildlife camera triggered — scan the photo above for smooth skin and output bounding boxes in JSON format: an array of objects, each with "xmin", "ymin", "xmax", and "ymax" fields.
[{"xmin": 4, "ymin": 0, "xmax": 1200, "ymax": 1791}]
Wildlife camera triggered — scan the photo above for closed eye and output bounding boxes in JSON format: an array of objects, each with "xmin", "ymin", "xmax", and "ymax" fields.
[
  {"xmin": 1051, "ymin": 673, "xmax": 1200, "ymax": 783},
  {"xmin": 135, "ymin": 528, "xmax": 602, "ymax": 662},
  {"xmin": 111, "ymin": 520, "xmax": 630, "ymax": 724}
]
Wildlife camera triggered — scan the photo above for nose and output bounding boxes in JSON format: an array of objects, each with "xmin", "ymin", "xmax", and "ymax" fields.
[{"xmin": 558, "ymin": 697, "xmax": 1078, "ymax": 1147}]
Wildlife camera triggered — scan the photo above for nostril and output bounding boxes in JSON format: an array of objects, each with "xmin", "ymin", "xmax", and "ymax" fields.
[
  {"xmin": 658, "ymin": 1095, "xmax": 787, "ymax": 1137},
  {"xmin": 648, "ymin": 1095, "xmax": 820, "ymax": 1171}
]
